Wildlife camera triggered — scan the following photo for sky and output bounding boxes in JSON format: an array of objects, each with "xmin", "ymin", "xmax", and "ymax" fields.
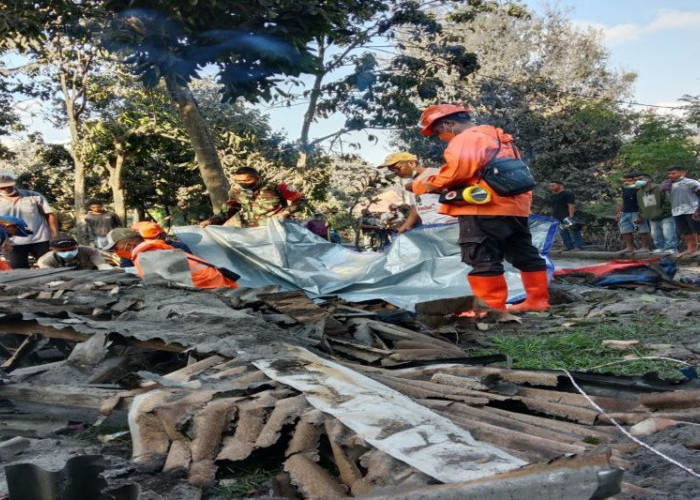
[{"xmin": 8, "ymin": 0, "xmax": 700, "ymax": 166}]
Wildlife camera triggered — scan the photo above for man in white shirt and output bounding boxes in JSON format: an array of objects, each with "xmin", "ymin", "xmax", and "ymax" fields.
[
  {"xmin": 377, "ymin": 152, "xmax": 456, "ymax": 233},
  {"xmin": 0, "ymin": 171, "xmax": 59, "ymax": 268}
]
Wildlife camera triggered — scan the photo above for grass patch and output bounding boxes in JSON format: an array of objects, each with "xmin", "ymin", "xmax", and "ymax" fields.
[
  {"xmin": 212, "ymin": 463, "xmax": 283, "ymax": 499},
  {"xmin": 472, "ymin": 317, "xmax": 696, "ymax": 380}
]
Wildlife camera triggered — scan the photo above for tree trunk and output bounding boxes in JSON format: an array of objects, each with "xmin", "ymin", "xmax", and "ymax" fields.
[
  {"xmin": 165, "ymin": 75, "xmax": 229, "ymax": 213},
  {"xmin": 297, "ymin": 38, "xmax": 326, "ymax": 169},
  {"xmin": 63, "ymin": 91, "xmax": 89, "ymax": 244},
  {"xmin": 107, "ymin": 141, "xmax": 127, "ymax": 224}
]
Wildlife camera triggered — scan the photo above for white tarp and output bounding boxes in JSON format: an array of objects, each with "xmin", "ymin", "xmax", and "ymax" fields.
[
  {"xmin": 254, "ymin": 345, "xmax": 527, "ymax": 483},
  {"xmin": 175, "ymin": 216, "xmax": 557, "ymax": 310}
]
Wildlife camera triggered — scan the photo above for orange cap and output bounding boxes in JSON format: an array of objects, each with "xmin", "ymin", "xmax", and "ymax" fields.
[
  {"xmin": 419, "ymin": 104, "xmax": 470, "ymax": 136},
  {"xmin": 132, "ymin": 221, "xmax": 165, "ymax": 239}
]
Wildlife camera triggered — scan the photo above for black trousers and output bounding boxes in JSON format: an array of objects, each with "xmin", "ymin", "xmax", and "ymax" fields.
[
  {"xmin": 458, "ymin": 215, "xmax": 546, "ymax": 276},
  {"xmin": 6, "ymin": 241, "xmax": 51, "ymax": 269}
]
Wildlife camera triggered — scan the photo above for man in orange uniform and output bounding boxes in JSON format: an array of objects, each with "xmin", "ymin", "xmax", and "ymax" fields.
[
  {"xmin": 409, "ymin": 104, "xmax": 549, "ymax": 312},
  {"xmin": 103, "ymin": 228, "xmax": 239, "ymax": 289}
]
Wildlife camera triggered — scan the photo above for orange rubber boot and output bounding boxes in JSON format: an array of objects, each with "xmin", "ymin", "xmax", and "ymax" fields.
[
  {"xmin": 508, "ymin": 270, "xmax": 550, "ymax": 312},
  {"xmin": 466, "ymin": 274, "xmax": 508, "ymax": 311}
]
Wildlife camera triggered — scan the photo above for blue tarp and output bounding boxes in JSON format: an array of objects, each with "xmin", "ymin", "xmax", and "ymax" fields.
[{"xmin": 175, "ymin": 215, "xmax": 558, "ymax": 311}]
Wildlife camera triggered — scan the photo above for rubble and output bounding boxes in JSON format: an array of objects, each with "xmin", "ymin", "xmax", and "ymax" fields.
[{"xmin": 1, "ymin": 268, "xmax": 698, "ymax": 498}]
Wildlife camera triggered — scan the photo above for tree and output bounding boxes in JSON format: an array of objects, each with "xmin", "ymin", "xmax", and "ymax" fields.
[
  {"xmin": 0, "ymin": 73, "xmax": 21, "ymax": 160},
  {"xmin": 81, "ymin": 67, "xmax": 193, "ymax": 222},
  {"xmin": 619, "ymin": 113, "xmax": 699, "ymax": 176},
  {"xmin": 323, "ymin": 155, "xmax": 391, "ymax": 248},
  {"xmin": 102, "ymin": 0, "xmax": 422, "ymax": 211},
  {"xmin": 287, "ymin": 0, "xmax": 481, "ymax": 167},
  {"xmin": 1, "ymin": 0, "xmax": 110, "ymax": 242},
  {"xmin": 394, "ymin": 3, "xmax": 635, "ymax": 186}
]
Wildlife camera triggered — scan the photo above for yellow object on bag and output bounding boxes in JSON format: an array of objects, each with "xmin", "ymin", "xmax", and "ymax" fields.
[{"xmin": 439, "ymin": 185, "xmax": 492, "ymax": 205}]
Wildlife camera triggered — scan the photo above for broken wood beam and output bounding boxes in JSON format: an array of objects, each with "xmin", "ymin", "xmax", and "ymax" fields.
[
  {"xmin": 352, "ymin": 318, "xmax": 463, "ymax": 353},
  {"xmin": 639, "ymin": 390, "xmax": 700, "ymax": 410},
  {"xmin": 0, "ymin": 383, "xmax": 123, "ymax": 411},
  {"xmin": 1, "ymin": 334, "xmax": 38, "ymax": 371},
  {"xmin": 164, "ymin": 355, "xmax": 227, "ymax": 382},
  {"xmin": 258, "ymin": 291, "xmax": 347, "ymax": 336},
  {"xmin": 443, "ymin": 410, "xmax": 589, "ymax": 462},
  {"xmin": 420, "ymin": 400, "xmax": 601, "ymax": 446},
  {"xmin": 0, "ymin": 320, "xmax": 184, "ymax": 353}
]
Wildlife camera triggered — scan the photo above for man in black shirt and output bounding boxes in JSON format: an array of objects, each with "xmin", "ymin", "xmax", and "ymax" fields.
[
  {"xmin": 85, "ymin": 200, "xmax": 122, "ymax": 249},
  {"xmin": 617, "ymin": 173, "xmax": 651, "ymax": 254},
  {"xmin": 548, "ymin": 180, "xmax": 583, "ymax": 251}
]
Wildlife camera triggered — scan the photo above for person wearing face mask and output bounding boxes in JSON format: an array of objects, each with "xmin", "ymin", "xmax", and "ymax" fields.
[
  {"xmin": 199, "ymin": 167, "xmax": 307, "ymax": 229},
  {"xmin": 0, "ymin": 171, "xmax": 59, "ymax": 268},
  {"xmin": 634, "ymin": 174, "xmax": 677, "ymax": 254},
  {"xmin": 103, "ymin": 228, "xmax": 240, "ymax": 289},
  {"xmin": 409, "ymin": 104, "xmax": 548, "ymax": 313},
  {"xmin": 378, "ymin": 152, "xmax": 456, "ymax": 233},
  {"xmin": 37, "ymin": 234, "xmax": 113, "ymax": 270},
  {"xmin": 616, "ymin": 173, "xmax": 651, "ymax": 254}
]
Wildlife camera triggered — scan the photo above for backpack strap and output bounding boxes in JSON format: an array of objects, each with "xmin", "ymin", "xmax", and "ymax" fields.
[{"xmin": 477, "ymin": 136, "xmax": 502, "ymax": 183}]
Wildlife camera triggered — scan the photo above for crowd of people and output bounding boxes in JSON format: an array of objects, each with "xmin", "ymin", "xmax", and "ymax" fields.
[
  {"xmin": 2, "ymin": 102, "xmax": 699, "ymax": 316},
  {"xmin": 548, "ymin": 167, "xmax": 700, "ymax": 257}
]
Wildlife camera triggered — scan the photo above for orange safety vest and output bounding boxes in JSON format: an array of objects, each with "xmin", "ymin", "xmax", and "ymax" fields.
[
  {"xmin": 411, "ymin": 125, "xmax": 532, "ymax": 217},
  {"xmin": 131, "ymin": 240, "xmax": 239, "ymax": 289}
]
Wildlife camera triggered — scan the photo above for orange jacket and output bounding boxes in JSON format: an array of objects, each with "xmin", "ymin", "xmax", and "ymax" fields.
[
  {"xmin": 411, "ymin": 125, "xmax": 532, "ymax": 217},
  {"xmin": 132, "ymin": 240, "xmax": 239, "ymax": 289}
]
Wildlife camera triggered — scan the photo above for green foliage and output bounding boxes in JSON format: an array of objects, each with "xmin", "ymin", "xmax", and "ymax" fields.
[
  {"xmin": 213, "ymin": 463, "xmax": 282, "ymax": 498},
  {"xmin": 619, "ymin": 113, "xmax": 699, "ymax": 177},
  {"xmin": 394, "ymin": 3, "xmax": 635, "ymax": 198},
  {"xmin": 103, "ymin": 0, "xmax": 405, "ymax": 102},
  {"xmin": 289, "ymin": 1, "xmax": 481, "ymax": 155}
]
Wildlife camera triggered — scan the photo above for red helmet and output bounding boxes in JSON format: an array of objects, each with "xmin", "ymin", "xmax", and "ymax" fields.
[{"xmin": 419, "ymin": 104, "xmax": 470, "ymax": 136}]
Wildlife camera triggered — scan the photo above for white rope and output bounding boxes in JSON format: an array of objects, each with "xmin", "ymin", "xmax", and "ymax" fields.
[{"xmin": 562, "ymin": 369, "xmax": 700, "ymax": 480}]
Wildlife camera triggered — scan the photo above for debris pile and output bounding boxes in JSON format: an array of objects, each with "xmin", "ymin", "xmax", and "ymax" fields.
[{"xmin": 1, "ymin": 268, "xmax": 698, "ymax": 498}]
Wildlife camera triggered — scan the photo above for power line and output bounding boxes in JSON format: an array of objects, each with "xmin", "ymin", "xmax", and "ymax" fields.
[{"xmin": 460, "ymin": 72, "xmax": 690, "ymax": 111}]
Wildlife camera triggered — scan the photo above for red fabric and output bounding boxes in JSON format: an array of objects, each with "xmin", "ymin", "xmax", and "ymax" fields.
[
  {"xmin": 277, "ymin": 183, "xmax": 305, "ymax": 203},
  {"xmin": 0, "ymin": 260, "xmax": 11, "ymax": 271},
  {"xmin": 554, "ymin": 259, "xmax": 660, "ymax": 278},
  {"xmin": 132, "ymin": 240, "xmax": 238, "ymax": 289}
]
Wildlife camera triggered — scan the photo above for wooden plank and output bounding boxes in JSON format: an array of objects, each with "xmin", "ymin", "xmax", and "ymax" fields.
[
  {"xmin": 164, "ymin": 355, "xmax": 227, "ymax": 382},
  {"xmin": 639, "ymin": 390, "xmax": 700, "ymax": 410},
  {"xmin": 444, "ymin": 411, "xmax": 588, "ymax": 461},
  {"xmin": 1, "ymin": 334, "xmax": 38, "ymax": 370},
  {"xmin": 0, "ymin": 383, "xmax": 123, "ymax": 411},
  {"xmin": 259, "ymin": 291, "xmax": 347, "ymax": 336},
  {"xmin": 0, "ymin": 320, "xmax": 184, "ymax": 353}
]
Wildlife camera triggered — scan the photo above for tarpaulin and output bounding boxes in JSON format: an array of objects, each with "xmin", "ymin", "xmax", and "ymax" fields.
[
  {"xmin": 175, "ymin": 215, "xmax": 558, "ymax": 311},
  {"xmin": 554, "ymin": 258, "xmax": 677, "ymax": 286}
]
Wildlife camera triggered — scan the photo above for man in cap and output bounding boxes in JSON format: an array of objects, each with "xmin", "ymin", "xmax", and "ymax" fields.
[
  {"xmin": 410, "ymin": 104, "xmax": 549, "ymax": 313},
  {"xmin": 103, "ymin": 228, "xmax": 239, "ymax": 289},
  {"xmin": 131, "ymin": 220, "xmax": 191, "ymax": 252},
  {"xmin": 200, "ymin": 167, "xmax": 307, "ymax": 228},
  {"xmin": 37, "ymin": 233, "xmax": 112, "ymax": 270},
  {"xmin": 0, "ymin": 171, "xmax": 59, "ymax": 268},
  {"xmin": 378, "ymin": 152, "xmax": 456, "ymax": 232}
]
